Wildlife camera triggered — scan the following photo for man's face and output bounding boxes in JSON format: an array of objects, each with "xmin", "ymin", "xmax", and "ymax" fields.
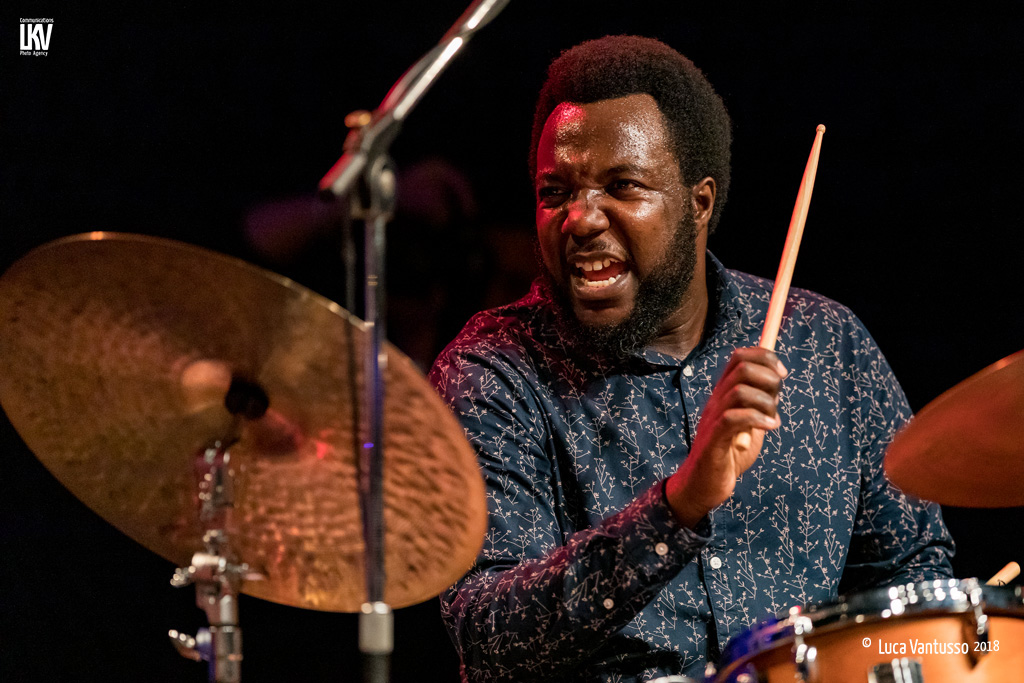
[{"xmin": 534, "ymin": 93, "xmax": 700, "ymax": 354}]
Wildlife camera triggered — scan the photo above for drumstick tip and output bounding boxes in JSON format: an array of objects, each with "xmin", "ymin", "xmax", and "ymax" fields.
[
  {"xmin": 816, "ymin": 124, "xmax": 826, "ymax": 133},
  {"xmin": 985, "ymin": 560, "xmax": 1021, "ymax": 586}
]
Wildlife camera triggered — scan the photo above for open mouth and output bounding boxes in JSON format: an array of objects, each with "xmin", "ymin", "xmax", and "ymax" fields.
[{"xmin": 573, "ymin": 257, "xmax": 628, "ymax": 288}]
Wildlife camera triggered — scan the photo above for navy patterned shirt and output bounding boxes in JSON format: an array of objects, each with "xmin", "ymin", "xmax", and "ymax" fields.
[{"xmin": 429, "ymin": 254, "xmax": 954, "ymax": 682}]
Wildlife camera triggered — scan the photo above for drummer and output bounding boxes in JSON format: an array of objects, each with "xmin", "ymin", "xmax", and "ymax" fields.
[{"xmin": 429, "ymin": 35, "xmax": 954, "ymax": 682}]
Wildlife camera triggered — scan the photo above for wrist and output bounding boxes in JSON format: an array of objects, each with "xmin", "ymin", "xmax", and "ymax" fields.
[{"xmin": 665, "ymin": 469, "xmax": 713, "ymax": 530}]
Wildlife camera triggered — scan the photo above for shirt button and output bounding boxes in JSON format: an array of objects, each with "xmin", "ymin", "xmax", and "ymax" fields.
[
  {"xmin": 682, "ymin": 365, "xmax": 694, "ymax": 377},
  {"xmin": 603, "ymin": 598, "xmax": 615, "ymax": 610},
  {"xmin": 655, "ymin": 542, "xmax": 669, "ymax": 556},
  {"xmin": 709, "ymin": 556, "xmax": 722, "ymax": 569}
]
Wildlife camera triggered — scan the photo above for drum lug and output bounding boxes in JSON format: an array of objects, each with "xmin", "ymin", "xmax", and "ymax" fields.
[
  {"xmin": 790, "ymin": 611, "xmax": 819, "ymax": 683},
  {"xmin": 868, "ymin": 658, "xmax": 923, "ymax": 683},
  {"xmin": 963, "ymin": 579, "xmax": 990, "ymax": 666}
]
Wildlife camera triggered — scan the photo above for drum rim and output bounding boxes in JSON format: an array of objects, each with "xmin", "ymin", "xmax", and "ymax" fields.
[{"xmin": 717, "ymin": 579, "xmax": 1023, "ymax": 678}]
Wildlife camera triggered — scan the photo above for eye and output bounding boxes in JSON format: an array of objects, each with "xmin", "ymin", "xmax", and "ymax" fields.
[
  {"xmin": 608, "ymin": 179, "xmax": 642, "ymax": 194},
  {"xmin": 537, "ymin": 186, "xmax": 568, "ymax": 206}
]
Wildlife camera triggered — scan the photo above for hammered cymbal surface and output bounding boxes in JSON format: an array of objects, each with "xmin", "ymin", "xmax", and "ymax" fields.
[
  {"xmin": 0, "ymin": 232, "xmax": 486, "ymax": 611},
  {"xmin": 886, "ymin": 349, "xmax": 1024, "ymax": 507}
]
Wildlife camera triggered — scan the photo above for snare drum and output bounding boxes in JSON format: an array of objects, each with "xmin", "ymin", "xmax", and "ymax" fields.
[{"xmin": 713, "ymin": 579, "xmax": 1024, "ymax": 682}]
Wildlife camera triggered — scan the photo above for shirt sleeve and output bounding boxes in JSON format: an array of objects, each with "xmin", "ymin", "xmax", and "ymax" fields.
[
  {"xmin": 838, "ymin": 318, "xmax": 955, "ymax": 594},
  {"xmin": 430, "ymin": 343, "xmax": 710, "ymax": 682}
]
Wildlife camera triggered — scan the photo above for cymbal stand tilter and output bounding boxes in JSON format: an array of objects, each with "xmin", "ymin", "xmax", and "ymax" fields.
[{"xmin": 168, "ymin": 441, "xmax": 252, "ymax": 683}]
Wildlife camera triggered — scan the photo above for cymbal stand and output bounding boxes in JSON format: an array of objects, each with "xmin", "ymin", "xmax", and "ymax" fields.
[
  {"xmin": 318, "ymin": 2, "xmax": 510, "ymax": 682},
  {"xmin": 168, "ymin": 442, "xmax": 248, "ymax": 683}
]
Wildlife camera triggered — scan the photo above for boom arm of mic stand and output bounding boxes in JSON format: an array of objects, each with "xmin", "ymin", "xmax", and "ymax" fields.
[{"xmin": 318, "ymin": 0, "xmax": 510, "ymax": 199}]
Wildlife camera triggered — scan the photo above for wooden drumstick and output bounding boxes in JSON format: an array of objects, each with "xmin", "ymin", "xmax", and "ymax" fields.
[
  {"xmin": 986, "ymin": 561, "xmax": 1021, "ymax": 586},
  {"xmin": 734, "ymin": 125, "xmax": 826, "ymax": 451}
]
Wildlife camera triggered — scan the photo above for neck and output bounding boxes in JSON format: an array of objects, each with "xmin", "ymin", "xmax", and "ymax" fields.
[{"xmin": 648, "ymin": 255, "xmax": 709, "ymax": 360}]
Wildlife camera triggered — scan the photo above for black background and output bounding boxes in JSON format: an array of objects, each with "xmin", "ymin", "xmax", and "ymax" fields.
[{"xmin": 3, "ymin": 2, "xmax": 1023, "ymax": 682}]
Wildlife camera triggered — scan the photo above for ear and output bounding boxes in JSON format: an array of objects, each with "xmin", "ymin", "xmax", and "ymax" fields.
[{"xmin": 691, "ymin": 177, "xmax": 716, "ymax": 234}]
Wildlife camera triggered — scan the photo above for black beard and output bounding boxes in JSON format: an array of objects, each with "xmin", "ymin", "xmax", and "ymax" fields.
[{"xmin": 541, "ymin": 210, "xmax": 699, "ymax": 361}]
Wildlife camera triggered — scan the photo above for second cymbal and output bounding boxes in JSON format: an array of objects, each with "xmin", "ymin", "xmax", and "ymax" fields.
[{"xmin": 886, "ymin": 349, "xmax": 1024, "ymax": 508}]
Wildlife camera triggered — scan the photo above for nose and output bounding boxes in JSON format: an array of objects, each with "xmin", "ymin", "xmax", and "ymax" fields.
[{"xmin": 562, "ymin": 189, "xmax": 608, "ymax": 238}]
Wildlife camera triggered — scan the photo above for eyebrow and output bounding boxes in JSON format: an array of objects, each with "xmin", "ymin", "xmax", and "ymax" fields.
[
  {"xmin": 535, "ymin": 163, "xmax": 656, "ymax": 185},
  {"xmin": 604, "ymin": 163, "xmax": 654, "ymax": 177}
]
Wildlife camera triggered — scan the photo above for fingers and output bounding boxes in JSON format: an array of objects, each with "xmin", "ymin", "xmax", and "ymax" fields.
[
  {"xmin": 721, "ymin": 387, "xmax": 782, "ymax": 429},
  {"xmin": 719, "ymin": 347, "xmax": 788, "ymax": 386},
  {"xmin": 711, "ymin": 348, "xmax": 786, "ymax": 426}
]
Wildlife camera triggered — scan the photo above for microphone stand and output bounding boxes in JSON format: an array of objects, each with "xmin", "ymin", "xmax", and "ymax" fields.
[{"xmin": 317, "ymin": 2, "xmax": 510, "ymax": 682}]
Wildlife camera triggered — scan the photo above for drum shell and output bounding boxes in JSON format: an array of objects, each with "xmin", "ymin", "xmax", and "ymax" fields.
[{"xmin": 715, "ymin": 581, "xmax": 1024, "ymax": 683}]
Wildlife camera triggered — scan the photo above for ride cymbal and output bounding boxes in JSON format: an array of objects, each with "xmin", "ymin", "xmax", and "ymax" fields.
[
  {"xmin": 0, "ymin": 232, "xmax": 486, "ymax": 611},
  {"xmin": 886, "ymin": 350, "xmax": 1024, "ymax": 507}
]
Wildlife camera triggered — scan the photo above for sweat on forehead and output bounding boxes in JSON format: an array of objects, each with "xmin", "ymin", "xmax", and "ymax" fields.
[
  {"xmin": 536, "ymin": 96, "xmax": 676, "ymax": 180},
  {"xmin": 544, "ymin": 97, "xmax": 666, "ymax": 137}
]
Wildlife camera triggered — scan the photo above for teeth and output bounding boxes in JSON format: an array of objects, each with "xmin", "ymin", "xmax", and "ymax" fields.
[
  {"xmin": 579, "ymin": 273, "xmax": 621, "ymax": 288},
  {"xmin": 576, "ymin": 258, "xmax": 619, "ymax": 273}
]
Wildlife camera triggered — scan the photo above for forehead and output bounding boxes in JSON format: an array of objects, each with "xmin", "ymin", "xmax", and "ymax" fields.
[{"xmin": 536, "ymin": 93, "xmax": 677, "ymax": 176}]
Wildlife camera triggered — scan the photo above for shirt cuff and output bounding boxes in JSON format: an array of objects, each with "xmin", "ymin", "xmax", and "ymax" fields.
[{"xmin": 602, "ymin": 479, "xmax": 713, "ymax": 583}]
